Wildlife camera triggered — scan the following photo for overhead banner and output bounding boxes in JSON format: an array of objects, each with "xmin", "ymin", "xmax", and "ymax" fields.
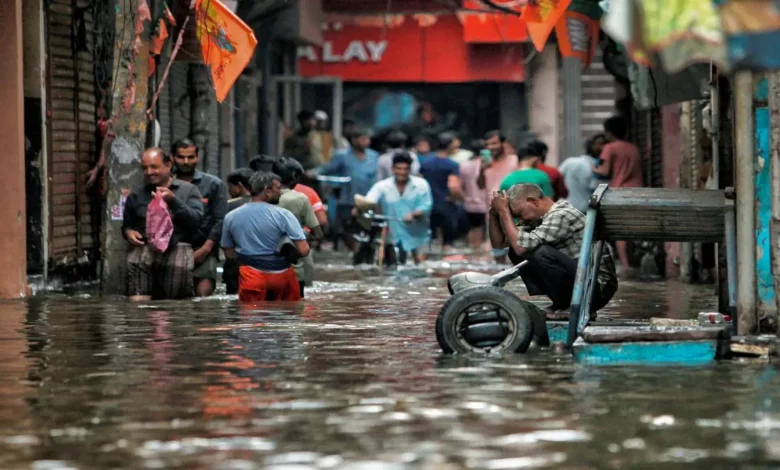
[
  {"xmin": 555, "ymin": 11, "xmax": 600, "ymax": 64},
  {"xmin": 298, "ymin": 15, "xmax": 526, "ymax": 83}
]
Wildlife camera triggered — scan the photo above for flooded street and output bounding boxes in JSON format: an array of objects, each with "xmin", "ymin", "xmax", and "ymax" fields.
[{"xmin": 2, "ymin": 255, "xmax": 780, "ymax": 469}]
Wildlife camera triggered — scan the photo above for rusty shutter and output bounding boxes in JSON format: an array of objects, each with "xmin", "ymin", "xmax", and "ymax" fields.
[
  {"xmin": 46, "ymin": 0, "xmax": 98, "ymax": 265},
  {"xmin": 649, "ymin": 108, "xmax": 663, "ymax": 188}
]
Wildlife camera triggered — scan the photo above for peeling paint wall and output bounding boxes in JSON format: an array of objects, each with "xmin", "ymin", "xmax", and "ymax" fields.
[{"xmin": 754, "ymin": 76, "xmax": 776, "ymax": 319}]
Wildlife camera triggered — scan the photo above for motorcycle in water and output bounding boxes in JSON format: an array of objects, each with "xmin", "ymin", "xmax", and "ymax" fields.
[{"xmin": 352, "ymin": 210, "xmax": 400, "ymax": 267}]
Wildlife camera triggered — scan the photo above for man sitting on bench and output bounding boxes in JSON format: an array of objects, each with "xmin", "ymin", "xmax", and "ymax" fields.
[{"xmin": 488, "ymin": 183, "xmax": 618, "ymax": 317}]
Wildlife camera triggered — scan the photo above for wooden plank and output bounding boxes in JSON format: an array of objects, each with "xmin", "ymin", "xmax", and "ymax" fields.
[
  {"xmin": 730, "ymin": 343, "xmax": 771, "ymax": 357},
  {"xmin": 582, "ymin": 325, "xmax": 730, "ymax": 343},
  {"xmin": 572, "ymin": 338, "xmax": 723, "ymax": 366},
  {"xmin": 729, "ymin": 335, "xmax": 780, "ymax": 357},
  {"xmin": 649, "ymin": 318, "xmax": 698, "ymax": 327}
]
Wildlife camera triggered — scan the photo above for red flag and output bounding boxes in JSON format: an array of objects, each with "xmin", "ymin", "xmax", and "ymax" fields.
[
  {"xmin": 150, "ymin": 19, "xmax": 169, "ymax": 55},
  {"xmin": 523, "ymin": 0, "xmax": 572, "ymax": 52},
  {"xmin": 195, "ymin": 0, "xmax": 258, "ymax": 102}
]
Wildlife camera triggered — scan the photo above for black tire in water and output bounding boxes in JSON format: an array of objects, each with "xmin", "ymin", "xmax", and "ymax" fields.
[{"xmin": 435, "ymin": 286, "xmax": 535, "ymax": 354}]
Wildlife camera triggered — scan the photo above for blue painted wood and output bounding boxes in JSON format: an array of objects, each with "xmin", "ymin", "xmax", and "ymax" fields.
[
  {"xmin": 568, "ymin": 207, "xmax": 598, "ymax": 346},
  {"xmin": 546, "ymin": 322, "xmax": 568, "ymax": 343},
  {"xmin": 572, "ymin": 339, "xmax": 719, "ymax": 366},
  {"xmin": 754, "ymin": 80, "xmax": 775, "ymax": 314}
]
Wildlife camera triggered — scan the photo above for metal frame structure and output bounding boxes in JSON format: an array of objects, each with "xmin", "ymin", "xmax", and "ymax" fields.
[{"xmin": 566, "ymin": 184, "xmax": 738, "ymax": 347}]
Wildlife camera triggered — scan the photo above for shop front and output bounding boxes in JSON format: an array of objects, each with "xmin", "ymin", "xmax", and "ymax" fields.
[{"xmin": 297, "ymin": 12, "xmax": 528, "ymax": 149}]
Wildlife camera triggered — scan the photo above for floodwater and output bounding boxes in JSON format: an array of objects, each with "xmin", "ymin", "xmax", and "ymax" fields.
[{"xmin": 2, "ymin": 254, "xmax": 780, "ymax": 469}]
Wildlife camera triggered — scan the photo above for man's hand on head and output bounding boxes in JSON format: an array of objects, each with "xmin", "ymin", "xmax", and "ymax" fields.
[{"xmin": 490, "ymin": 191, "xmax": 510, "ymax": 213}]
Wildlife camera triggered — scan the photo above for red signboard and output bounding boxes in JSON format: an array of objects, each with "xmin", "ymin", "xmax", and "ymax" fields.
[
  {"xmin": 460, "ymin": 0, "xmax": 528, "ymax": 43},
  {"xmin": 297, "ymin": 14, "xmax": 526, "ymax": 82}
]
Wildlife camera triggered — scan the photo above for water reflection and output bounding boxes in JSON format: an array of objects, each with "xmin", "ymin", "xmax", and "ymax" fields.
[{"xmin": 1, "ymin": 257, "xmax": 780, "ymax": 468}]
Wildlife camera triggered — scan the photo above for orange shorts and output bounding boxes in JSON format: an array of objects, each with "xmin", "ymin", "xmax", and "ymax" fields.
[{"xmin": 238, "ymin": 265, "xmax": 301, "ymax": 302}]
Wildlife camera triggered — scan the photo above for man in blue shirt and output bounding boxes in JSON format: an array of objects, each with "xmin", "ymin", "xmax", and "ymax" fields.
[
  {"xmin": 420, "ymin": 132, "xmax": 463, "ymax": 252},
  {"xmin": 221, "ymin": 172, "xmax": 310, "ymax": 301},
  {"xmin": 559, "ymin": 134, "xmax": 607, "ymax": 213},
  {"xmin": 359, "ymin": 151, "xmax": 433, "ymax": 265},
  {"xmin": 317, "ymin": 128, "xmax": 378, "ymax": 251}
]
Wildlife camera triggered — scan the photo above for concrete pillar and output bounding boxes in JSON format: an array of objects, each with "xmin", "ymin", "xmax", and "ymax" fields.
[
  {"xmin": 561, "ymin": 56, "xmax": 583, "ymax": 162},
  {"xmin": 0, "ymin": 0, "xmax": 27, "ymax": 298},
  {"xmin": 734, "ymin": 71, "xmax": 757, "ymax": 335},
  {"xmin": 527, "ymin": 46, "xmax": 560, "ymax": 165}
]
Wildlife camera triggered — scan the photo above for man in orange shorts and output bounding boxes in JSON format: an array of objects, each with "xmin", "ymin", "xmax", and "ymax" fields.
[{"xmin": 221, "ymin": 172, "xmax": 310, "ymax": 301}]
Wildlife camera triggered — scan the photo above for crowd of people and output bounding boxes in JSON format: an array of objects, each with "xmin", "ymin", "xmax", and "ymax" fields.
[{"xmin": 119, "ymin": 113, "xmax": 642, "ymax": 314}]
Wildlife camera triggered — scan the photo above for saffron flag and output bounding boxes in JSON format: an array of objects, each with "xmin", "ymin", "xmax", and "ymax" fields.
[
  {"xmin": 523, "ymin": 0, "xmax": 572, "ymax": 52},
  {"xmin": 195, "ymin": 0, "xmax": 258, "ymax": 102}
]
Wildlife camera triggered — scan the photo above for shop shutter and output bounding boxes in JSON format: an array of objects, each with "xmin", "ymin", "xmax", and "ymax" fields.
[
  {"xmin": 46, "ymin": 0, "xmax": 98, "ymax": 265},
  {"xmin": 649, "ymin": 108, "xmax": 663, "ymax": 188},
  {"xmin": 581, "ymin": 48, "xmax": 616, "ymax": 144}
]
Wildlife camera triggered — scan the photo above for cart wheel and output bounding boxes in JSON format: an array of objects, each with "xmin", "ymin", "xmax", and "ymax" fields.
[{"xmin": 435, "ymin": 286, "xmax": 535, "ymax": 354}]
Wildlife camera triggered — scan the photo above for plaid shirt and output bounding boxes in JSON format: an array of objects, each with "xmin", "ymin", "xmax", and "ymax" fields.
[
  {"xmin": 517, "ymin": 200, "xmax": 585, "ymax": 258},
  {"xmin": 517, "ymin": 199, "xmax": 617, "ymax": 295}
]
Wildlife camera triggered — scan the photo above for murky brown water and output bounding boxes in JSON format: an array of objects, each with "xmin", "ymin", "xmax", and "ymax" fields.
[{"xmin": 1, "ymin": 255, "xmax": 779, "ymax": 469}]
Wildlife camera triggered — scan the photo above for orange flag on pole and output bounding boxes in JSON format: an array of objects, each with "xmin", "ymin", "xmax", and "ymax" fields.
[
  {"xmin": 523, "ymin": 0, "xmax": 572, "ymax": 52},
  {"xmin": 195, "ymin": 0, "xmax": 258, "ymax": 102}
]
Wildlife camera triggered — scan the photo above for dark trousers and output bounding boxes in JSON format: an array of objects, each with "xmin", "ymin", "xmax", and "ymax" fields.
[
  {"xmin": 430, "ymin": 206, "xmax": 459, "ymax": 245},
  {"xmin": 517, "ymin": 245, "xmax": 609, "ymax": 312}
]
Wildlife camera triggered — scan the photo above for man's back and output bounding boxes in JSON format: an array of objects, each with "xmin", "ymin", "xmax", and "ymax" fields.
[
  {"xmin": 537, "ymin": 162, "xmax": 568, "ymax": 199},
  {"xmin": 293, "ymin": 184, "xmax": 325, "ymax": 213},
  {"xmin": 223, "ymin": 202, "xmax": 303, "ymax": 257},
  {"xmin": 602, "ymin": 140, "xmax": 643, "ymax": 188},
  {"xmin": 279, "ymin": 189, "xmax": 319, "ymax": 230},
  {"xmin": 420, "ymin": 156, "xmax": 459, "ymax": 208},
  {"xmin": 323, "ymin": 148, "xmax": 379, "ymax": 206},
  {"xmin": 559, "ymin": 156, "xmax": 597, "ymax": 213},
  {"xmin": 500, "ymin": 168, "xmax": 553, "ymax": 196}
]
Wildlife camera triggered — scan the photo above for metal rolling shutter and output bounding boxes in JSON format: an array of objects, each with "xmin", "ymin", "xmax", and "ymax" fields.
[
  {"xmin": 581, "ymin": 48, "xmax": 616, "ymax": 144},
  {"xmin": 47, "ymin": 0, "xmax": 98, "ymax": 265}
]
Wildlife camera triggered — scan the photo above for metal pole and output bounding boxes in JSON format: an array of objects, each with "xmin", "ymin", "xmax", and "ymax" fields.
[
  {"xmin": 711, "ymin": 75, "xmax": 720, "ymax": 189},
  {"xmin": 561, "ymin": 57, "xmax": 582, "ymax": 163},
  {"xmin": 332, "ymin": 78, "xmax": 343, "ymax": 145},
  {"xmin": 725, "ymin": 204, "xmax": 738, "ymax": 333},
  {"xmin": 734, "ymin": 71, "xmax": 757, "ymax": 335}
]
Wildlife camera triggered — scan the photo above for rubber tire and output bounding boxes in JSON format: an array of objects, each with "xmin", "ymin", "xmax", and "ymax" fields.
[{"xmin": 435, "ymin": 286, "xmax": 535, "ymax": 354}]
